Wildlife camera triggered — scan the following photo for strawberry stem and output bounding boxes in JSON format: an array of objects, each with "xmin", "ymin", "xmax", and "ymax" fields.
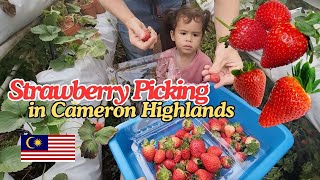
[
  {"xmin": 215, "ymin": 17, "xmax": 234, "ymax": 30},
  {"xmin": 231, "ymin": 61, "xmax": 256, "ymax": 76}
]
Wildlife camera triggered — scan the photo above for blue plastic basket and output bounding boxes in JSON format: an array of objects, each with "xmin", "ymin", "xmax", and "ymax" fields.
[{"xmin": 109, "ymin": 83, "xmax": 294, "ymax": 180}]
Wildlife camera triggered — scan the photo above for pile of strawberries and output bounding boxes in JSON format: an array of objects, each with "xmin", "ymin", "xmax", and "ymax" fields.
[
  {"xmin": 141, "ymin": 118, "xmax": 260, "ymax": 180},
  {"xmin": 213, "ymin": 0, "xmax": 320, "ymax": 128}
]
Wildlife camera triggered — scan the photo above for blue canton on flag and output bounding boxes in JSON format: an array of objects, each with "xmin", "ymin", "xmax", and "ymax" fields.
[{"xmin": 21, "ymin": 135, "xmax": 75, "ymax": 162}]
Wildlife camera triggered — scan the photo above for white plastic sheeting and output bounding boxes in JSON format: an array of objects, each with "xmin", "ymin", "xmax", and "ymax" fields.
[{"xmin": 0, "ymin": 0, "xmax": 55, "ymax": 45}]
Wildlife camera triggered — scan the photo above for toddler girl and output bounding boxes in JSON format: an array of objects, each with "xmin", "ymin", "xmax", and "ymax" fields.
[{"xmin": 156, "ymin": 6, "xmax": 212, "ymax": 84}]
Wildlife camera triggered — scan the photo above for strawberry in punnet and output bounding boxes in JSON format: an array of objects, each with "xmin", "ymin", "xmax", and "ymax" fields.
[
  {"xmin": 209, "ymin": 119, "xmax": 221, "ymax": 131},
  {"xmin": 260, "ymin": 22, "xmax": 308, "ymax": 68},
  {"xmin": 232, "ymin": 61, "xmax": 266, "ymax": 107},
  {"xmin": 216, "ymin": 17, "xmax": 267, "ymax": 51},
  {"xmin": 231, "ymin": 141, "xmax": 242, "ymax": 152},
  {"xmin": 182, "ymin": 118, "xmax": 194, "ymax": 132},
  {"xmin": 234, "ymin": 123, "xmax": 243, "ymax": 133},
  {"xmin": 244, "ymin": 137, "xmax": 260, "ymax": 155},
  {"xmin": 154, "ymin": 164, "xmax": 161, "ymax": 172},
  {"xmin": 192, "ymin": 126, "xmax": 205, "ymax": 135},
  {"xmin": 173, "ymin": 149, "xmax": 182, "ymax": 163},
  {"xmin": 141, "ymin": 139, "xmax": 156, "ymax": 162},
  {"xmin": 183, "ymin": 132, "xmax": 192, "ymax": 140},
  {"xmin": 200, "ymin": 153, "xmax": 221, "ymax": 173},
  {"xmin": 189, "ymin": 139, "xmax": 206, "ymax": 158},
  {"xmin": 172, "ymin": 168, "xmax": 186, "ymax": 180},
  {"xmin": 156, "ymin": 166, "xmax": 172, "ymax": 180},
  {"xmin": 180, "ymin": 140, "xmax": 191, "ymax": 160},
  {"xmin": 207, "ymin": 146, "xmax": 222, "ymax": 157},
  {"xmin": 171, "ymin": 136, "xmax": 183, "ymax": 148},
  {"xmin": 186, "ymin": 160, "xmax": 198, "ymax": 173},
  {"xmin": 166, "ymin": 149, "xmax": 174, "ymax": 159},
  {"xmin": 222, "ymin": 137, "xmax": 232, "ymax": 147},
  {"xmin": 220, "ymin": 156, "xmax": 233, "ymax": 169},
  {"xmin": 245, "ymin": 136, "xmax": 260, "ymax": 146},
  {"xmin": 259, "ymin": 61, "xmax": 319, "ymax": 127},
  {"xmin": 158, "ymin": 137, "xmax": 168, "ymax": 150},
  {"xmin": 192, "ymin": 169, "xmax": 213, "ymax": 180},
  {"xmin": 163, "ymin": 159, "xmax": 176, "ymax": 170},
  {"xmin": 175, "ymin": 129, "xmax": 188, "ymax": 139},
  {"xmin": 154, "ymin": 149, "xmax": 166, "ymax": 164},
  {"xmin": 235, "ymin": 152, "xmax": 247, "ymax": 162},
  {"xmin": 203, "ymin": 122, "xmax": 211, "ymax": 131},
  {"xmin": 219, "ymin": 118, "xmax": 228, "ymax": 126},
  {"xmin": 224, "ymin": 124, "xmax": 236, "ymax": 138},
  {"xmin": 255, "ymin": 0, "xmax": 291, "ymax": 30}
]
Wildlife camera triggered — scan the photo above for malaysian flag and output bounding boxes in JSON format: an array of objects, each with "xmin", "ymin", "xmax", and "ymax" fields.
[{"xmin": 21, "ymin": 134, "xmax": 75, "ymax": 162}]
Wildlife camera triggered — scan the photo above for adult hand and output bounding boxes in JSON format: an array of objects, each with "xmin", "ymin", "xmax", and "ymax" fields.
[
  {"xmin": 125, "ymin": 17, "xmax": 157, "ymax": 51},
  {"xmin": 202, "ymin": 44, "xmax": 243, "ymax": 88}
]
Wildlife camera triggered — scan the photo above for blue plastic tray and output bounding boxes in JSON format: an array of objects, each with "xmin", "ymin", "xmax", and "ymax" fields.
[{"xmin": 109, "ymin": 83, "xmax": 294, "ymax": 180}]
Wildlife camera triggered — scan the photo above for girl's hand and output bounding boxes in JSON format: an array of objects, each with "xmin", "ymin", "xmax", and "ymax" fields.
[
  {"xmin": 202, "ymin": 44, "xmax": 243, "ymax": 88},
  {"xmin": 125, "ymin": 17, "xmax": 157, "ymax": 51}
]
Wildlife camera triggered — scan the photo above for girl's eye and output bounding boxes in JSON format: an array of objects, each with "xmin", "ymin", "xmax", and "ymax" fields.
[
  {"xmin": 193, "ymin": 34, "xmax": 199, "ymax": 37},
  {"xmin": 180, "ymin": 32, "xmax": 186, "ymax": 35}
]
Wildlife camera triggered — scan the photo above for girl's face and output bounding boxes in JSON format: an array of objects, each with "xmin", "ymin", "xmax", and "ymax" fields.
[{"xmin": 170, "ymin": 16, "xmax": 203, "ymax": 55}]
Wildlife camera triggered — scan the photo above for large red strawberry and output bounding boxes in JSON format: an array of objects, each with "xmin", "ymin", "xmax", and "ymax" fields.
[
  {"xmin": 232, "ymin": 61, "xmax": 266, "ymax": 107},
  {"xmin": 255, "ymin": 0, "xmax": 291, "ymax": 30},
  {"xmin": 186, "ymin": 160, "xmax": 198, "ymax": 173},
  {"xmin": 260, "ymin": 22, "xmax": 308, "ymax": 68},
  {"xmin": 189, "ymin": 139, "xmax": 206, "ymax": 158},
  {"xmin": 200, "ymin": 153, "xmax": 221, "ymax": 173},
  {"xmin": 259, "ymin": 61, "xmax": 318, "ymax": 127},
  {"xmin": 207, "ymin": 146, "xmax": 222, "ymax": 157},
  {"xmin": 216, "ymin": 17, "xmax": 267, "ymax": 51},
  {"xmin": 141, "ymin": 139, "xmax": 156, "ymax": 162},
  {"xmin": 163, "ymin": 159, "xmax": 176, "ymax": 170}
]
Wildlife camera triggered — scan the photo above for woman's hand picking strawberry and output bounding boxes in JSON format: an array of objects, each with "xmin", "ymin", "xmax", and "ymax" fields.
[{"xmin": 125, "ymin": 17, "xmax": 157, "ymax": 51}]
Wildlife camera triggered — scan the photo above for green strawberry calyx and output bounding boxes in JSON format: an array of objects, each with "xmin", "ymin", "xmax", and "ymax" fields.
[
  {"xmin": 291, "ymin": 60, "xmax": 320, "ymax": 94},
  {"xmin": 231, "ymin": 61, "xmax": 256, "ymax": 77}
]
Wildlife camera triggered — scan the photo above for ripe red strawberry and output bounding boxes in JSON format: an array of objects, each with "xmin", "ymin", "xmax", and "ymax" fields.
[
  {"xmin": 224, "ymin": 125, "xmax": 236, "ymax": 138},
  {"xmin": 209, "ymin": 119, "xmax": 221, "ymax": 131},
  {"xmin": 172, "ymin": 168, "xmax": 186, "ymax": 180},
  {"xmin": 231, "ymin": 141, "xmax": 242, "ymax": 152},
  {"xmin": 158, "ymin": 137, "xmax": 168, "ymax": 150},
  {"xmin": 154, "ymin": 149, "xmax": 166, "ymax": 164},
  {"xmin": 171, "ymin": 136, "xmax": 182, "ymax": 148},
  {"xmin": 94, "ymin": 122, "xmax": 104, "ymax": 131},
  {"xmin": 259, "ymin": 61, "xmax": 318, "ymax": 127},
  {"xmin": 166, "ymin": 149, "xmax": 174, "ymax": 159},
  {"xmin": 193, "ymin": 169, "xmax": 213, "ymax": 180},
  {"xmin": 235, "ymin": 152, "xmax": 247, "ymax": 162},
  {"xmin": 241, "ymin": 136, "xmax": 247, "ymax": 144},
  {"xmin": 220, "ymin": 156, "xmax": 233, "ymax": 169},
  {"xmin": 219, "ymin": 118, "xmax": 228, "ymax": 126},
  {"xmin": 200, "ymin": 153, "xmax": 221, "ymax": 173},
  {"xmin": 141, "ymin": 139, "xmax": 156, "ymax": 162},
  {"xmin": 156, "ymin": 166, "xmax": 172, "ymax": 180},
  {"xmin": 141, "ymin": 29, "xmax": 151, "ymax": 42},
  {"xmin": 232, "ymin": 61, "xmax": 266, "ymax": 107},
  {"xmin": 175, "ymin": 129, "xmax": 188, "ymax": 139},
  {"xmin": 207, "ymin": 146, "xmax": 222, "ymax": 157},
  {"xmin": 173, "ymin": 149, "xmax": 182, "ymax": 163},
  {"xmin": 203, "ymin": 122, "xmax": 211, "ymax": 131},
  {"xmin": 260, "ymin": 22, "xmax": 308, "ymax": 68},
  {"xmin": 189, "ymin": 139, "xmax": 206, "ymax": 158},
  {"xmin": 186, "ymin": 160, "xmax": 198, "ymax": 173},
  {"xmin": 182, "ymin": 118, "xmax": 194, "ymax": 132},
  {"xmin": 210, "ymin": 73, "xmax": 220, "ymax": 83},
  {"xmin": 222, "ymin": 137, "xmax": 232, "ymax": 147},
  {"xmin": 234, "ymin": 123, "xmax": 243, "ymax": 133},
  {"xmin": 183, "ymin": 133, "xmax": 192, "ymax": 140},
  {"xmin": 255, "ymin": 0, "xmax": 291, "ymax": 30},
  {"xmin": 163, "ymin": 159, "xmax": 176, "ymax": 170}
]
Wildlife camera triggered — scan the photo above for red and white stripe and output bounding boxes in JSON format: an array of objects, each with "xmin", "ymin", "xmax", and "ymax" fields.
[{"xmin": 21, "ymin": 135, "xmax": 76, "ymax": 162}]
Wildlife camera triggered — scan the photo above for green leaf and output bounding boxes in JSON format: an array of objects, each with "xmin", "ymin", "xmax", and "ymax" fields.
[
  {"xmin": 39, "ymin": 33, "xmax": 59, "ymax": 42},
  {"xmin": 26, "ymin": 117, "xmax": 43, "ymax": 123},
  {"xmin": 295, "ymin": 21, "xmax": 316, "ymax": 37},
  {"xmin": 313, "ymin": 79, "xmax": 320, "ymax": 90},
  {"xmin": 48, "ymin": 126, "xmax": 60, "ymax": 135},
  {"xmin": 89, "ymin": 40, "xmax": 107, "ymax": 58},
  {"xmin": 0, "ymin": 112, "xmax": 25, "ymax": 133},
  {"xmin": 78, "ymin": 119, "xmax": 95, "ymax": 141},
  {"xmin": 1, "ymin": 98, "xmax": 29, "ymax": 115},
  {"xmin": 78, "ymin": 15, "xmax": 98, "ymax": 26},
  {"xmin": 53, "ymin": 173, "xmax": 68, "ymax": 180},
  {"xmin": 80, "ymin": 139, "xmax": 98, "ymax": 159},
  {"xmin": 43, "ymin": 12, "xmax": 59, "ymax": 26},
  {"xmin": 66, "ymin": 3, "xmax": 81, "ymax": 13},
  {"xmin": 50, "ymin": 57, "xmax": 75, "ymax": 71},
  {"xmin": 53, "ymin": 36, "xmax": 78, "ymax": 45},
  {"xmin": 94, "ymin": 126, "xmax": 117, "ymax": 145},
  {"xmin": 305, "ymin": 12, "xmax": 320, "ymax": 25},
  {"xmin": 231, "ymin": 69, "xmax": 241, "ymax": 76},
  {"xmin": 0, "ymin": 146, "xmax": 31, "ymax": 172},
  {"xmin": 34, "ymin": 125, "xmax": 50, "ymax": 135},
  {"xmin": 46, "ymin": 116, "xmax": 66, "ymax": 126},
  {"xmin": 314, "ymin": 44, "xmax": 320, "ymax": 59},
  {"xmin": 0, "ymin": 172, "xmax": 4, "ymax": 179},
  {"xmin": 31, "ymin": 25, "xmax": 48, "ymax": 35}
]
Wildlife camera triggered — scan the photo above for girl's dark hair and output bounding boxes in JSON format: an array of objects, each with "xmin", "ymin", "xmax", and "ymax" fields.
[{"xmin": 165, "ymin": 6, "xmax": 211, "ymax": 34}]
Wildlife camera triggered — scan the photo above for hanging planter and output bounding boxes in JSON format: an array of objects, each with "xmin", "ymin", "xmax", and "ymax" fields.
[
  {"xmin": 94, "ymin": 0, "xmax": 105, "ymax": 14},
  {"xmin": 79, "ymin": 0, "xmax": 97, "ymax": 19}
]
